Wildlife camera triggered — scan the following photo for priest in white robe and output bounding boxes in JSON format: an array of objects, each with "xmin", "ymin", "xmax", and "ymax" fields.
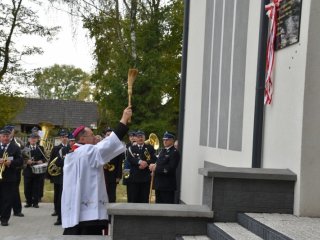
[{"xmin": 62, "ymin": 106, "xmax": 132, "ymax": 235}]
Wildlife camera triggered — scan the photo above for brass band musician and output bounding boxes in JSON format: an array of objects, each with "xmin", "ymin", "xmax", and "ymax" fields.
[
  {"xmin": 23, "ymin": 133, "xmax": 46, "ymax": 208},
  {"xmin": 0, "ymin": 127, "xmax": 23, "ymax": 226},
  {"xmin": 48, "ymin": 129, "xmax": 70, "ymax": 225},
  {"xmin": 5, "ymin": 125, "xmax": 25, "ymax": 217},
  {"xmin": 103, "ymin": 127, "xmax": 124, "ymax": 203},
  {"xmin": 126, "ymin": 130, "xmax": 157, "ymax": 203}
]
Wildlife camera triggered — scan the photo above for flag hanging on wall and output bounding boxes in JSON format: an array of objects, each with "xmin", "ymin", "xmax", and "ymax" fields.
[{"xmin": 264, "ymin": 0, "xmax": 281, "ymax": 104}]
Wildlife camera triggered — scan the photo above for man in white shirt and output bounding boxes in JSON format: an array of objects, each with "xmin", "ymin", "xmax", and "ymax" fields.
[{"xmin": 62, "ymin": 106, "xmax": 132, "ymax": 235}]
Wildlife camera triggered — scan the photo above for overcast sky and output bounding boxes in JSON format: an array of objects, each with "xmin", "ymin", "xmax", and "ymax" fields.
[{"xmin": 20, "ymin": 2, "xmax": 95, "ymax": 73}]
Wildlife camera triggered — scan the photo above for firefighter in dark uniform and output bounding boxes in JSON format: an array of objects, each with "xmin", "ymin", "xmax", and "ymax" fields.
[
  {"xmin": 5, "ymin": 125, "xmax": 25, "ymax": 217},
  {"xmin": 127, "ymin": 130, "xmax": 157, "ymax": 203},
  {"xmin": 103, "ymin": 127, "xmax": 124, "ymax": 203},
  {"xmin": 23, "ymin": 133, "xmax": 46, "ymax": 208},
  {"xmin": 48, "ymin": 129, "xmax": 70, "ymax": 225},
  {"xmin": 149, "ymin": 131, "xmax": 180, "ymax": 204},
  {"xmin": 123, "ymin": 130, "xmax": 136, "ymax": 202},
  {"xmin": 0, "ymin": 128, "xmax": 23, "ymax": 226}
]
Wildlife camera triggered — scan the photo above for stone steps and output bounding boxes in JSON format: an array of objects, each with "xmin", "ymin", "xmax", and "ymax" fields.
[
  {"xmin": 238, "ymin": 213, "xmax": 320, "ymax": 240},
  {"xmin": 178, "ymin": 213, "xmax": 320, "ymax": 240},
  {"xmin": 207, "ymin": 222, "xmax": 263, "ymax": 240},
  {"xmin": 3, "ymin": 237, "xmax": 108, "ymax": 240}
]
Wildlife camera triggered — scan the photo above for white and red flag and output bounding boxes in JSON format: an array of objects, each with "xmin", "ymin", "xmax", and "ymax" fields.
[{"xmin": 264, "ymin": 0, "xmax": 281, "ymax": 104}]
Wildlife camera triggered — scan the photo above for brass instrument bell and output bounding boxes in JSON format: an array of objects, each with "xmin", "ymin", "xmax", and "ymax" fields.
[
  {"xmin": 144, "ymin": 133, "xmax": 159, "ymax": 150},
  {"xmin": 47, "ymin": 157, "xmax": 61, "ymax": 176},
  {"xmin": 104, "ymin": 163, "xmax": 115, "ymax": 172}
]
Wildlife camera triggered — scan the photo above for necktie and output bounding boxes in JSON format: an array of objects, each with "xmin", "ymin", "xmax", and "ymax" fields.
[{"xmin": 1, "ymin": 144, "xmax": 6, "ymax": 150}]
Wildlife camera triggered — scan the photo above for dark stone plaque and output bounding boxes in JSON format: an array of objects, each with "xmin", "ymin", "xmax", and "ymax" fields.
[{"xmin": 276, "ymin": 0, "xmax": 302, "ymax": 50}]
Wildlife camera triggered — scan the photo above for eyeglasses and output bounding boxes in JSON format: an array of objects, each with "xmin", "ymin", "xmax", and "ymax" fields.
[{"xmin": 83, "ymin": 134, "xmax": 94, "ymax": 138}]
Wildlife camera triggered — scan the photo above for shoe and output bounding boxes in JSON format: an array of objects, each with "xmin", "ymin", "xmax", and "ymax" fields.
[
  {"xmin": 33, "ymin": 204, "xmax": 39, "ymax": 208},
  {"xmin": 54, "ymin": 220, "xmax": 62, "ymax": 226},
  {"xmin": 14, "ymin": 213, "xmax": 24, "ymax": 217},
  {"xmin": 1, "ymin": 221, "xmax": 8, "ymax": 226},
  {"xmin": 24, "ymin": 204, "xmax": 32, "ymax": 208},
  {"xmin": 51, "ymin": 212, "xmax": 58, "ymax": 216}
]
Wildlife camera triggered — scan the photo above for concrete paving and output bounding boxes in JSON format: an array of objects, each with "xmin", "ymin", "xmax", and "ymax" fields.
[{"xmin": 1, "ymin": 203, "xmax": 108, "ymax": 240}]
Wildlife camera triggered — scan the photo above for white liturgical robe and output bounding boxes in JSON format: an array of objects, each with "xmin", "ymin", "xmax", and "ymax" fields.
[{"xmin": 61, "ymin": 132, "xmax": 125, "ymax": 228}]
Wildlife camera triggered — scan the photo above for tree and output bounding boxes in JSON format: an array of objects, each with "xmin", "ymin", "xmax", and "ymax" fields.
[
  {"xmin": 50, "ymin": 0, "xmax": 183, "ymax": 137},
  {"xmin": 33, "ymin": 64, "xmax": 92, "ymax": 100},
  {"xmin": 0, "ymin": 0, "xmax": 60, "ymax": 82},
  {"xmin": 0, "ymin": 94, "xmax": 25, "ymax": 127}
]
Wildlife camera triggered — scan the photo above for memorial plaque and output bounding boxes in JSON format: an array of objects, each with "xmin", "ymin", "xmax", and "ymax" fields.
[{"xmin": 276, "ymin": 0, "xmax": 302, "ymax": 50}]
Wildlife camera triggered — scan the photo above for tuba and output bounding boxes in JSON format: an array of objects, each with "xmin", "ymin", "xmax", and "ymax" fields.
[{"xmin": 144, "ymin": 133, "xmax": 159, "ymax": 150}]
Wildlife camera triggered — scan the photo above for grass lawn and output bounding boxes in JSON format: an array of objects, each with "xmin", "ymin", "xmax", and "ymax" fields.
[
  {"xmin": 19, "ymin": 175, "xmax": 155, "ymax": 203},
  {"xmin": 19, "ymin": 177, "xmax": 131, "ymax": 203}
]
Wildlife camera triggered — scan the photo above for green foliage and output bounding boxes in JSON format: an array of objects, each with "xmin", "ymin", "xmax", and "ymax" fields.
[
  {"xmin": 0, "ymin": 0, "xmax": 60, "ymax": 82},
  {"xmin": 33, "ymin": 64, "xmax": 92, "ymax": 100},
  {"xmin": 83, "ymin": 0, "xmax": 183, "ymax": 138},
  {"xmin": 0, "ymin": 94, "xmax": 25, "ymax": 127}
]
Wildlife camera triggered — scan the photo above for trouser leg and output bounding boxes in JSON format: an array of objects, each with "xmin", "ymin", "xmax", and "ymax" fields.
[
  {"xmin": 24, "ymin": 177, "xmax": 32, "ymax": 205},
  {"xmin": 12, "ymin": 169, "xmax": 22, "ymax": 214},
  {"xmin": 0, "ymin": 182, "xmax": 14, "ymax": 222}
]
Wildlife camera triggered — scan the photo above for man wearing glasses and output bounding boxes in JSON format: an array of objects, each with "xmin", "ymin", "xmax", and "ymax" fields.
[{"xmin": 61, "ymin": 106, "xmax": 132, "ymax": 235}]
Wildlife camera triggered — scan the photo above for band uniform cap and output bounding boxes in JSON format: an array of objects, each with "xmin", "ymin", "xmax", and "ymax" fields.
[
  {"xmin": 29, "ymin": 132, "xmax": 40, "ymax": 138},
  {"xmin": 163, "ymin": 131, "xmax": 175, "ymax": 140},
  {"xmin": 105, "ymin": 127, "xmax": 113, "ymax": 133},
  {"xmin": 0, "ymin": 128, "xmax": 11, "ymax": 135},
  {"xmin": 128, "ymin": 130, "xmax": 136, "ymax": 136},
  {"xmin": 68, "ymin": 133, "xmax": 75, "ymax": 140},
  {"xmin": 31, "ymin": 126, "xmax": 39, "ymax": 132},
  {"xmin": 73, "ymin": 125, "xmax": 85, "ymax": 138},
  {"xmin": 135, "ymin": 130, "xmax": 145, "ymax": 136},
  {"xmin": 58, "ymin": 129, "xmax": 69, "ymax": 137},
  {"xmin": 4, "ymin": 125, "xmax": 15, "ymax": 132}
]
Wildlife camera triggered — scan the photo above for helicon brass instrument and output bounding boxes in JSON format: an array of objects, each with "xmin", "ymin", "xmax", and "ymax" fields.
[
  {"xmin": 104, "ymin": 163, "xmax": 115, "ymax": 172},
  {"xmin": 144, "ymin": 133, "xmax": 159, "ymax": 150},
  {"xmin": 47, "ymin": 157, "xmax": 60, "ymax": 176},
  {"xmin": 0, "ymin": 152, "xmax": 9, "ymax": 180},
  {"xmin": 39, "ymin": 122, "xmax": 54, "ymax": 160}
]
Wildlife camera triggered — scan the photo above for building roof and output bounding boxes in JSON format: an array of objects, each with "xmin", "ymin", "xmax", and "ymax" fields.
[{"xmin": 14, "ymin": 98, "xmax": 98, "ymax": 128}]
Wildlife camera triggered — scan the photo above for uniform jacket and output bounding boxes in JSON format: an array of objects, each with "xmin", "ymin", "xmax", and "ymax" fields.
[
  {"xmin": 23, "ymin": 144, "xmax": 46, "ymax": 177},
  {"xmin": 104, "ymin": 153, "xmax": 124, "ymax": 184},
  {"xmin": 48, "ymin": 144, "xmax": 70, "ymax": 184},
  {"xmin": 0, "ymin": 141, "xmax": 23, "ymax": 182},
  {"xmin": 127, "ymin": 144, "xmax": 157, "ymax": 183},
  {"xmin": 154, "ymin": 146, "xmax": 180, "ymax": 191}
]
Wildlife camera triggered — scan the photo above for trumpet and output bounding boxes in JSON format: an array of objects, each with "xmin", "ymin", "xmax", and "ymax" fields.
[{"xmin": 0, "ymin": 152, "xmax": 9, "ymax": 180}]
